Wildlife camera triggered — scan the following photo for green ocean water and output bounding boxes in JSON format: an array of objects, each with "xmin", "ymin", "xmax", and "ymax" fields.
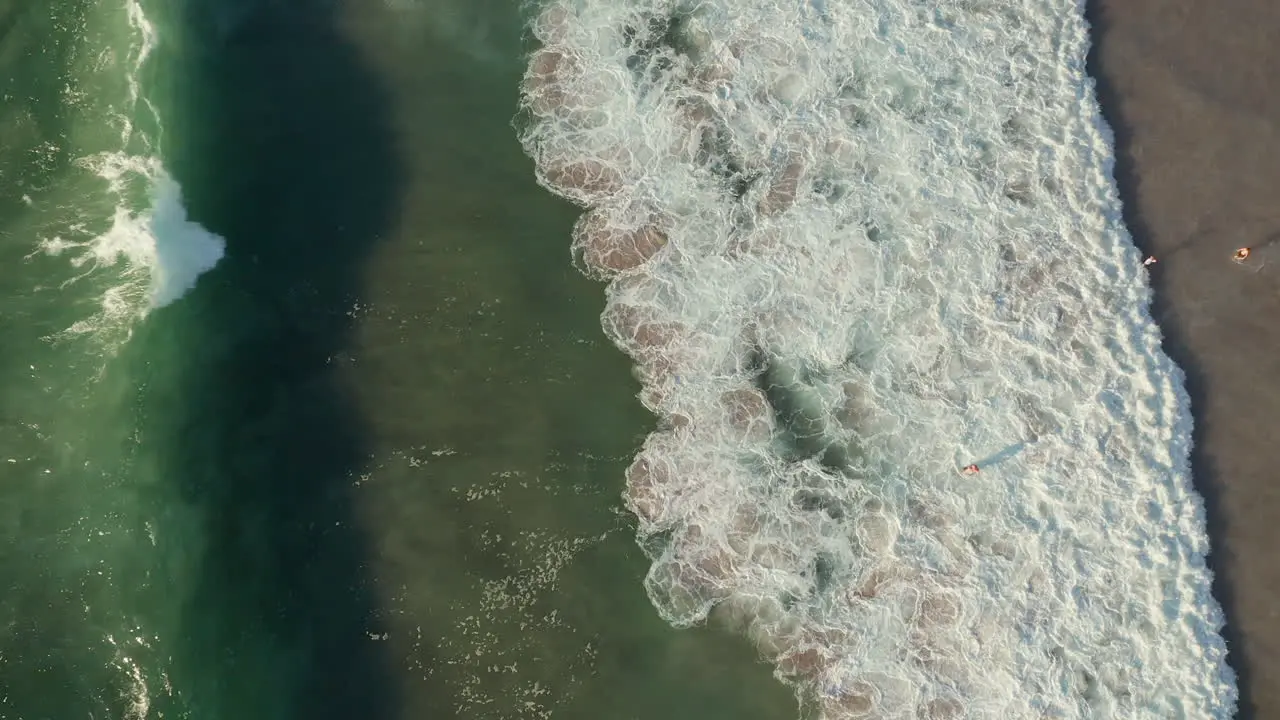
[{"xmin": 0, "ymin": 0, "xmax": 795, "ymax": 717}]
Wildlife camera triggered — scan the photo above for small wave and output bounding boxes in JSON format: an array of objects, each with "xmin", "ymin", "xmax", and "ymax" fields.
[
  {"xmin": 32, "ymin": 145, "xmax": 224, "ymax": 345},
  {"xmin": 26, "ymin": 0, "xmax": 224, "ymax": 345},
  {"xmin": 83, "ymin": 153, "xmax": 224, "ymax": 312},
  {"xmin": 517, "ymin": 0, "xmax": 1236, "ymax": 717}
]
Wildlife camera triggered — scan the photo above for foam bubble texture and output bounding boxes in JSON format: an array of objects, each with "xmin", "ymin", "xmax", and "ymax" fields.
[
  {"xmin": 38, "ymin": 154, "xmax": 225, "ymax": 340},
  {"xmin": 26, "ymin": 0, "xmax": 224, "ymax": 344},
  {"xmin": 518, "ymin": 0, "xmax": 1237, "ymax": 717}
]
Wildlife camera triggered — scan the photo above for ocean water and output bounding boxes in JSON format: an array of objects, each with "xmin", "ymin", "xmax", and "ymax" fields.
[
  {"xmin": 0, "ymin": 0, "xmax": 1242, "ymax": 718},
  {"xmin": 517, "ymin": 0, "xmax": 1239, "ymax": 718},
  {"xmin": 1, "ymin": 0, "xmax": 223, "ymax": 715},
  {"xmin": 1, "ymin": 0, "xmax": 798, "ymax": 718}
]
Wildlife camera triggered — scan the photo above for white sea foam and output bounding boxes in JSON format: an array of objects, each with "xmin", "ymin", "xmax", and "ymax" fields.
[
  {"xmin": 518, "ymin": 0, "xmax": 1237, "ymax": 717},
  {"xmin": 32, "ymin": 0, "xmax": 224, "ymax": 342},
  {"xmin": 36, "ymin": 154, "xmax": 225, "ymax": 336}
]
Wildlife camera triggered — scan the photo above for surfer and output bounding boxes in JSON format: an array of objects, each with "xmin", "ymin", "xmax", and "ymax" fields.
[{"xmin": 1142, "ymin": 256, "xmax": 1157, "ymax": 267}]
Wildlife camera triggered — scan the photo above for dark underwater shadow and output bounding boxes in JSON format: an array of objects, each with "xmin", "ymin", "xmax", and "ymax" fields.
[
  {"xmin": 291, "ymin": 5, "xmax": 802, "ymax": 716},
  {"xmin": 1083, "ymin": 4, "xmax": 1254, "ymax": 718},
  {"xmin": 126, "ymin": 0, "xmax": 405, "ymax": 717}
]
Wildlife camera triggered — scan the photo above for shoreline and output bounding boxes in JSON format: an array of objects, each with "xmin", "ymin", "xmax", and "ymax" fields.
[{"xmin": 1085, "ymin": 1, "xmax": 1280, "ymax": 717}]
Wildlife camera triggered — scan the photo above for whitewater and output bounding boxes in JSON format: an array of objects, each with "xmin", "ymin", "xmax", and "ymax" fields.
[
  {"xmin": 517, "ymin": 0, "xmax": 1237, "ymax": 718},
  {"xmin": 23, "ymin": 0, "xmax": 224, "ymax": 346},
  {"xmin": 2, "ymin": 0, "xmax": 223, "ymax": 714}
]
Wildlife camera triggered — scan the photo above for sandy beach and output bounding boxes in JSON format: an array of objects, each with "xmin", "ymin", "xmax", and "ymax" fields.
[{"xmin": 1087, "ymin": 2, "xmax": 1280, "ymax": 716}]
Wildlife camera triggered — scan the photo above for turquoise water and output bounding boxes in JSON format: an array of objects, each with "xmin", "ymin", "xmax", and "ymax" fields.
[{"xmin": 0, "ymin": 0, "xmax": 795, "ymax": 717}]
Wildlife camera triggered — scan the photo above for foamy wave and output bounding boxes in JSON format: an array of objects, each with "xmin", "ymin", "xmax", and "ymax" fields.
[
  {"xmin": 35, "ymin": 153, "xmax": 224, "ymax": 339},
  {"xmin": 88, "ymin": 153, "xmax": 225, "ymax": 310},
  {"xmin": 518, "ymin": 0, "xmax": 1236, "ymax": 717},
  {"xmin": 106, "ymin": 630, "xmax": 158, "ymax": 720},
  {"xmin": 29, "ymin": 0, "xmax": 224, "ymax": 343}
]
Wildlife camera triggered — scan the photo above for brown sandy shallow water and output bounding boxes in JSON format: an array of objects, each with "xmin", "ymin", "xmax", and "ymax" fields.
[{"xmin": 1086, "ymin": 1, "xmax": 1280, "ymax": 717}]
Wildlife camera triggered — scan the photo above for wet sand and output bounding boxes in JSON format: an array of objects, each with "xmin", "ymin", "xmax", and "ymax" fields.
[{"xmin": 1086, "ymin": 2, "xmax": 1280, "ymax": 717}]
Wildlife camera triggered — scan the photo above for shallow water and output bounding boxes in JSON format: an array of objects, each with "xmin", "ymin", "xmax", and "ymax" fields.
[{"xmin": 516, "ymin": 0, "xmax": 1237, "ymax": 717}]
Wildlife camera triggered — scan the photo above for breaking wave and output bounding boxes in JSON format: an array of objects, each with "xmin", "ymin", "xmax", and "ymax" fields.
[
  {"xmin": 23, "ymin": 0, "xmax": 223, "ymax": 347},
  {"xmin": 34, "ymin": 154, "xmax": 225, "ymax": 338},
  {"xmin": 516, "ymin": 0, "xmax": 1237, "ymax": 717}
]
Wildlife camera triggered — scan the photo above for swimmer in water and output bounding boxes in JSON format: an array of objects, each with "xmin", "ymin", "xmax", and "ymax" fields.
[
  {"xmin": 961, "ymin": 464, "xmax": 979, "ymax": 476},
  {"xmin": 1142, "ymin": 256, "xmax": 1157, "ymax": 267},
  {"xmin": 1233, "ymin": 247, "xmax": 1251, "ymax": 263}
]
